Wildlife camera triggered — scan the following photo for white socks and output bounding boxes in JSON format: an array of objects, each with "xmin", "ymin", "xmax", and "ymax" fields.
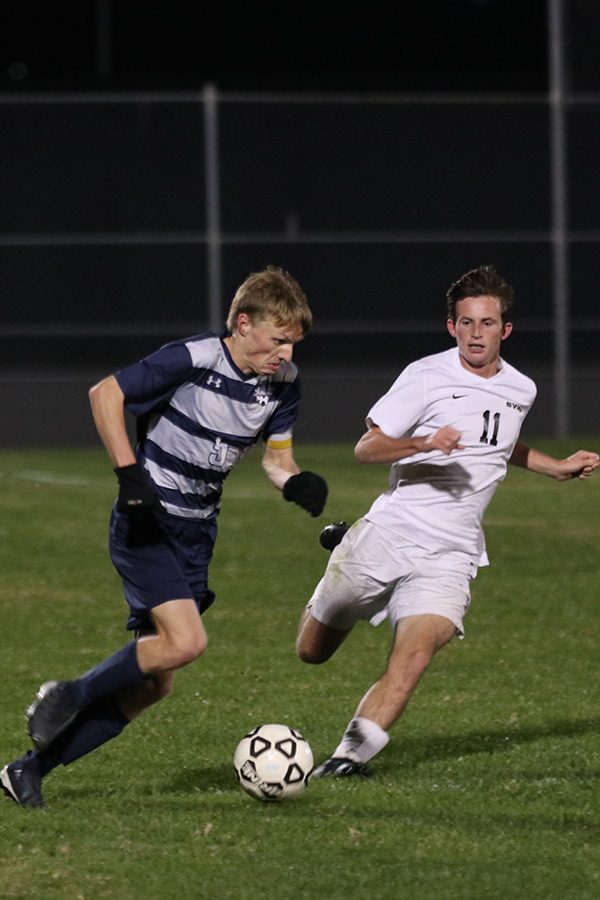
[{"xmin": 333, "ymin": 716, "xmax": 390, "ymax": 764}]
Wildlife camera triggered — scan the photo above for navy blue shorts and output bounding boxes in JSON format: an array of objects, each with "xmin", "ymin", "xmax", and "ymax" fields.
[{"xmin": 109, "ymin": 505, "xmax": 217, "ymax": 632}]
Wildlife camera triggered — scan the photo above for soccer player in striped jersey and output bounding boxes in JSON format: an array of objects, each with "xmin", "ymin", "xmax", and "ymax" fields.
[
  {"xmin": 2, "ymin": 266, "xmax": 327, "ymax": 807},
  {"xmin": 296, "ymin": 265, "xmax": 599, "ymax": 778}
]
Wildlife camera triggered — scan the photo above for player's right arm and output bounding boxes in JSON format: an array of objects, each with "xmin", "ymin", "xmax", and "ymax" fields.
[
  {"xmin": 357, "ymin": 361, "xmax": 462, "ymax": 464},
  {"xmin": 90, "ymin": 375, "xmax": 159, "ymax": 513},
  {"xmin": 354, "ymin": 423, "xmax": 463, "ymax": 464},
  {"xmin": 89, "ymin": 375, "xmax": 137, "ymax": 468}
]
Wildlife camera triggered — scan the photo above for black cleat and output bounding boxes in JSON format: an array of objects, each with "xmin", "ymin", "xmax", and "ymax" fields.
[
  {"xmin": 312, "ymin": 756, "xmax": 372, "ymax": 778},
  {"xmin": 1, "ymin": 752, "xmax": 44, "ymax": 808},
  {"xmin": 319, "ymin": 522, "xmax": 349, "ymax": 552},
  {"xmin": 26, "ymin": 680, "xmax": 81, "ymax": 750}
]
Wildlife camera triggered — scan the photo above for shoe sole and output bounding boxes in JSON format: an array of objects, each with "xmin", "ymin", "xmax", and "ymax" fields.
[
  {"xmin": 312, "ymin": 762, "xmax": 373, "ymax": 779},
  {"xmin": 0, "ymin": 765, "xmax": 18, "ymax": 803}
]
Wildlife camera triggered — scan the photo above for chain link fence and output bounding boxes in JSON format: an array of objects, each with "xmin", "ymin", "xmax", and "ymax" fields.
[{"xmin": 0, "ymin": 87, "xmax": 598, "ymax": 443}]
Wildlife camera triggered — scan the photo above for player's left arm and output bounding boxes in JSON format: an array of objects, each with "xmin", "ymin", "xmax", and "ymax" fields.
[
  {"xmin": 509, "ymin": 441, "xmax": 600, "ymax": 480},
  {"xmin": 261, "ymin": 439, "xmax": 328, "ymax": 517},
  {"xmin": 261, "ymin": 441, "xmax": 300, "ymax": 488}
]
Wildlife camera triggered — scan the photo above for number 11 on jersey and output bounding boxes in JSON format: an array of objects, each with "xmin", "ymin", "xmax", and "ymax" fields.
[{"xmin": 480, "ymin": 410, "xmax": 500, "ymax": 445}]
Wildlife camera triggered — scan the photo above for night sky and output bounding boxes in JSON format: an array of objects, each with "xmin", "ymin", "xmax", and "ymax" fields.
[{"xmin": 0, "ymin": 0, "xmax": 572, "ymax": 93}]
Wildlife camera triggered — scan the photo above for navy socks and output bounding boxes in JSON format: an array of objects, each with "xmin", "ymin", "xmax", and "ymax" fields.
[
  {"xmin": 17, "ymin": 643, "xmax": 144, "ymax": 781},
  {"xmin": 33, "ymin": 697, "xmax": 130, "ymax": 775},
  {"xmin": 70, "ymin": 641, "xmax": 145, "ymax": 707}
]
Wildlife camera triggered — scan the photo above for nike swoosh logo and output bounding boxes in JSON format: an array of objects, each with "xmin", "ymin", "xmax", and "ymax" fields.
[{"xmin": 452, "ymin": 394, "xmax": 467, "ymax": 399}]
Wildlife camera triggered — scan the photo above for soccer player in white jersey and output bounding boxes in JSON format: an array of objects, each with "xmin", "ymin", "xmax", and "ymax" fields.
[
  {"xmin": 296, "ymin": 264, "xmax": 599, "ymax": 778},
  {"xmin": 1, "ymin": 266, "xmax": 328, "ymax": 808}
]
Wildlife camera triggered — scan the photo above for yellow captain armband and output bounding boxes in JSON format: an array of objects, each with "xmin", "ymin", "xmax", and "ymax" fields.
[{"xmin": 266, "ymin": 437, "xmax": 293, "ymax": 450}]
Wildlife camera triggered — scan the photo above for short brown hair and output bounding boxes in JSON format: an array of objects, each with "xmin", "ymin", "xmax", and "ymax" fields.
[
  {"xmin": 446, "ymin": 265, "xmax": 514, "ymax": 323},
  {"xmin": 226, "ymin": 266, "xmax": 313, "ymax": 334}
]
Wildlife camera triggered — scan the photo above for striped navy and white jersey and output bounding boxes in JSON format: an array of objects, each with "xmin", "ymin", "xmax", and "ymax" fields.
[{"xmin": 115, "ymin": 332, "xmax": 301, "ymax": 522}]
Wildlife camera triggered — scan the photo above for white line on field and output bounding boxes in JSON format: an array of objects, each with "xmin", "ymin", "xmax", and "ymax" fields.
[{"xmin": 9, "ymin": 470, "xmax": 93, "ymax": 486}]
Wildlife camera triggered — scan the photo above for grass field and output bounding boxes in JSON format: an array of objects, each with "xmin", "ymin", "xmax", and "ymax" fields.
[{"xmin": 1, "ymin": 442, "xmax": 599, "ymax": 899}]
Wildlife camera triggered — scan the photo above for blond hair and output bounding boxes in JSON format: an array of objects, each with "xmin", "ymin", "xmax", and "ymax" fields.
[{"xmin": 226, "ymin": 266, "xmax": 312, "ymax": 334}]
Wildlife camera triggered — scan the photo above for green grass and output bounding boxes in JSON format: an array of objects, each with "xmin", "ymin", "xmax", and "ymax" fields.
[{"xmin": 1, "ymin": 442, "xmax": 600, "ymax": 899}]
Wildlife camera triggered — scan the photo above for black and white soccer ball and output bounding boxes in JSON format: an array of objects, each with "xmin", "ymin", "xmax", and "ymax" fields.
[{"xmin": 233, "ymin": 723, "xmax": 314, "ymax": 802}]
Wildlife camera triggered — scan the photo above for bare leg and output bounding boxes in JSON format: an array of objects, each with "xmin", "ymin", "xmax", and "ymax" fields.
[
  {"xmin": 296, "ymin": 608, "xmax": 351, "ymax": 664},
  {"xmin": 118, "ymin": 599, "xmax": 205, "ymax": 719},
  {"xmin": 135, "ymin": 599, "xmax": 208, "ymax": 673},
  {"xmin": 117, "ymin": 670, "xmax": 176, "ymax": 721},
  {"xmin": 357, "ymin": 613, "xmax": 456, "ymax": 731},
  {"xmin": 324, "ymin": 614, "xmax": 457, "ymax": 768}
]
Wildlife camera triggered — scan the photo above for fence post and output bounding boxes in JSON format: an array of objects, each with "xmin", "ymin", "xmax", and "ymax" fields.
[
  {"xmin": 548, "ymin": 0, "xmax": 570, "ymax": 436},
  {"xmin": 203, "ymin": 83, "xmax": 223, "ymax": 332}
]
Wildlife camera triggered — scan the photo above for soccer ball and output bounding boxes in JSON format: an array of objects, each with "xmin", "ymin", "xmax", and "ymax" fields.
[{"xmin": 233, "ymin": 723, "xmax": 314, "ymax": 802}]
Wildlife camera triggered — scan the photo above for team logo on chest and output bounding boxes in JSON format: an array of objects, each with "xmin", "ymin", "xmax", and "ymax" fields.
[{"xmin": 254, "ymin": 385, "xmax": 271, "ymax": 406}]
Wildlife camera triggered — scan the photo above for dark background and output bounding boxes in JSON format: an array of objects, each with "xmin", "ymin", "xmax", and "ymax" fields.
[
  {"xmin": 1, "ymin": 1, "xmax": 599, "ymax": 443},
  {"xmin": 0, "ymin": 0, "xmax": 560, "ymax": 94}
]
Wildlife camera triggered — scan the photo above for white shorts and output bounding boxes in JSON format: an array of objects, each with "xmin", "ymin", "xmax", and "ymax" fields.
[{"xmin": 307, "ymin": 518, "xmax": 477, "ymax": 637}]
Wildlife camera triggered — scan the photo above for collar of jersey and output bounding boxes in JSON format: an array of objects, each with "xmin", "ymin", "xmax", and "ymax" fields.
[{"xmin": 220, "ymin": 335, "xmax": 265, "ymax": 382}]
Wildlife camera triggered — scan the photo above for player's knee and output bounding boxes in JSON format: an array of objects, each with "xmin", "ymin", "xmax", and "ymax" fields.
[
  {"xmin": 180, "ymin": 631, "xmax": 208, "ymax": 665},
  {"xmin": 296, "ymin": 615, "xmax": 349, "ymax": 664},
  {"xmin": 296, "ymin": 643, "xmax": 319, "ymax": 664},
  {"xmin": 296, "ymin": 613, "xmax": 331, "ymax": 663},
  {"xmin": 164, "ymin": 630, "xmax": 208, "ymax": 668},
  {"xmin": 295, "ymin": 637, "xmax": 330, "ymax": 665}
]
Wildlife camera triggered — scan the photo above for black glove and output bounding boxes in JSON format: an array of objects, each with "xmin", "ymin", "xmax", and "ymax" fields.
[
  {"xmin": 319, "ymin": 521, "xmax": 349, "ymax": 552},
  {"xmin": 114, "ymin": 463, "xmax": 157, "ymax": 514},
  {"xmin": 283, "ymin": 471, "xmax": 328, "ymax": 517}
]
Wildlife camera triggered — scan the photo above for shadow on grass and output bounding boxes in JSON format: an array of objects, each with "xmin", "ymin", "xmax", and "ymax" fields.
[
  {"xmin": 166, "ymin": 763, "xmax": 242, "ymax": 793},
  {"xmin": 43, "ymin": 763, "xmax": 239, "ymax": 805},
  {"xmin": 382, "ymin": 715, "xmax": 600, "ymax": 772},
  {"xmin": 46, "ymin": 716, "xmax": 600, "ymax": 806},
  {"xmin": 162, "ymin": 716, "xmax": 600, "ymax": 793}
]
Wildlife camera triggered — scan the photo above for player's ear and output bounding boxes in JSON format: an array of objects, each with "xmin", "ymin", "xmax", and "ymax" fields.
[
  {"xmin": 237, "ymin": 312, "xmax": 252, "ymax": 336},
  {"xmin": 447, "ymin": 317, "xmax": 457, "ymax": 338},
  {"xmin": 501, "ymin": 321, "xmax": 513, "ymax": 340}
]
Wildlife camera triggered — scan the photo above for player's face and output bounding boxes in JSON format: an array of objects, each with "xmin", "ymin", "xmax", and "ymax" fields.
[
  {"xmin": 447, "ymin": 295, "xmax": 513, "ymax": 377},
  {"xmin": 230, "ymin": 314, "xmax": 304, "ymax": 375}
]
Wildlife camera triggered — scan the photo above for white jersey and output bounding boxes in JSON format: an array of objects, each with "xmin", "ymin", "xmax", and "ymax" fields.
[{"xmin": 365, "ymin": 347, "xmax": 537, "ymax": 565}]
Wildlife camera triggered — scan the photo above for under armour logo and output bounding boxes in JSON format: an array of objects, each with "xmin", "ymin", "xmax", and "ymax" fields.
[{"xmin": 207, "ymin": 375, "xmax": 222, "ymax": 389}]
